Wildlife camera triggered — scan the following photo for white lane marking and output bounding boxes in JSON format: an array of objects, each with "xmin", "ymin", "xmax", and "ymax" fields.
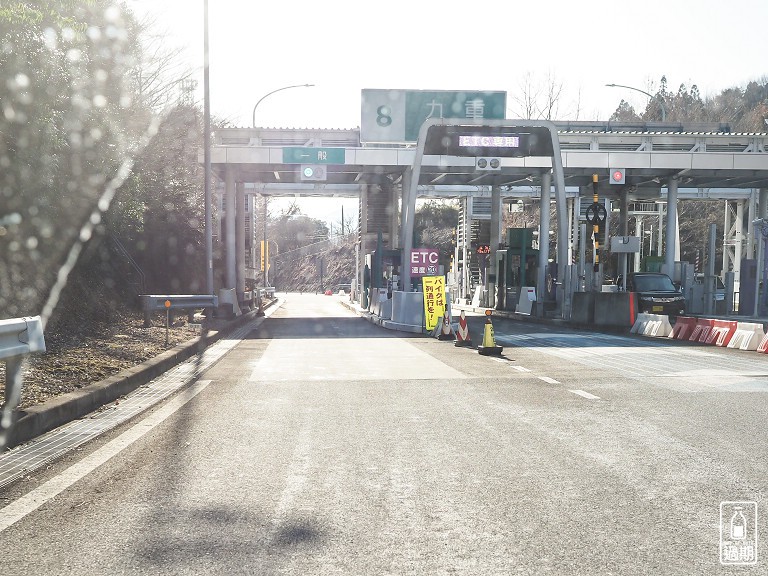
[
  {"xmin": 510, "ymin": 366, "xmax": 531, "ymax": 372},
  {"xmin": 0, "ymin": 379, "xmax": 212, "ymax": 533},
  {"xmin": 538, "ymin": 376, "xmax": 560, "ymax": 384},
  {"xmin": 569, "ymin": 389, "xmax": 601, "ymax": 400}
]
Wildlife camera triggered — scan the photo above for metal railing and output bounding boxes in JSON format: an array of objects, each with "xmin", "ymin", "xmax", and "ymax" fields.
[
  {"xmin": 139, "ymin": 294, "xmax": 218, "ymax": 327},
  {"xmin": 0, "ymin": 316, "xmax": 46, "ymax": 450}
]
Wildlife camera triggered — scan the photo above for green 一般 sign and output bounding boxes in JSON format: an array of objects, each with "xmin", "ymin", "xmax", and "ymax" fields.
[{"xmin": 282, "ymin": 147, "xmax": 346, "ymax": 164}]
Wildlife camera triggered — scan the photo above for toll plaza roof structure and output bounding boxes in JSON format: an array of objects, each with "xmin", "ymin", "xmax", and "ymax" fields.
[{"xmin": 207, "ymin": 121, "xmax": 768, "ymax": 199}]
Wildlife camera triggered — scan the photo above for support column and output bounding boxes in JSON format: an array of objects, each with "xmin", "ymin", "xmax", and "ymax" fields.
[
  {"xmin": 537, "ymin": 171, "xmax": 552, "ymax": 315},
  {"xmin": 706, "ymin": 223, "xmax": 717, "ymax": 315},
  {"xmin": 723, "ymin": 200, "xmax": 745, "ymax": 278},
  {"xmin": 619, "ymin": 190, "xmax": 628, "ymax": 287},
  {"xmin": 747, "ymin": 190, "xmax": 758, "ymax": 257},
  {"xmin": 567, "ymin": 196, "xmax": 576, "ymax": 265},
  {"xmin": 664, "ymin": 177, "xmax": 679, "ymax": 275},
  {"xmin": 657, "ymin": 201, "xmax": 664, "ymax": 257},
  {"xmin": 359, "ymin": 183, "xmax": 368, "ymax": 305},
  {"xmin": 224, "ymin": 165, "xmax": 236, "ymax": 290},
  {"xmin": 390, "ymin": 182, "xmax": 400, "ymax": 249},
  {"xmin": 489, "ymin": 186, "xmax": 502, "ymax": 308},
  {"xmin": 235, "ymin": 181, "xmax": 245, "ymax": 300},
  {"xmin": 250, "ymin": 194, "xmax": 256, "ymax": 271},
  {"xmin": 461, "ymin": 197, "xmax": 470, "ymax": 300},
  {"xmin": 262, "ymin": 195, "xmax": 268, "ymax": 287},
  {"xmin": 634, "ymin": 217, "xmax": 643, "ymax": 272},
  {"xmin": 401, "ymin": 167, "xmax": 418, "ymax": 291}
]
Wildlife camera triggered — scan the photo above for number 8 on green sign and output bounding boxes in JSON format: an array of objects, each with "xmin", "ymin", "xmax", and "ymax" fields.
[{"xmin": 376, "ymin": 105, "xmax": 392, "ymax": 127}]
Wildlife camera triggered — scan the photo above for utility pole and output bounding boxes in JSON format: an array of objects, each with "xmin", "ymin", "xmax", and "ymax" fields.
[{"xmin": 262, "ymin": 195, "xmax": 268, "ymax": 287}]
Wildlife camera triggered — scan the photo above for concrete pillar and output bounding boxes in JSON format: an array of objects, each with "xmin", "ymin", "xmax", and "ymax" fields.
[
  {"xmin": 706, "ymin": 223, "xmax": 717, "ymax": 315},
  {"xmin": 249, "ymin": 194, "xmax": 256, "ymax": 270},
  {"xmin": 537, "ymin": 172, "xmax": 552, "ymax": 315},
  {"xmin": 567, "ymin": 196, "xmax": 577, "ymax": 265},
  {"xmin": 634, "ymin": 216, "xmax": 643, "ymax": 272},
  {"xmin": 723, "ymin": 200, "xmax": 745, "ymax": 278},
  {"xmin": 656, "ymin": 201, "xmax": 664, "ymax": 257},
  {"xmin": 359, "ymin": 183, "xmax": 368, "ymax": 304},
  {"xmin": 235, "ymin": 181, "xmax": 245, "ymax": 299},
  {"xmin": 400, "ymin": 167, "xmax": 418, "ymax": 291},
  {"xmin": 664, "ymin": 177, "xmax": 679, "ymax": 274},
  {"xmin": 462, "ymin": 197, "xmax": 470, "ymax": 300},
  {"xmin": 747, "ymin": 189, "xmax": 757, "ymax": 257},
  {"xmin": 224, "ymin": 165, "xmax": 236, "ymax": 289},
  {"xmin": 619, "ymin": 190, "xmax": 628, "ymax": 287},
  {"xmin": 579, "ymin": 223, "xmax": 587, "ymax": 290},
  {"xmin": 390, "ymin": 182, "xmax": 400, "ymax": 248}
]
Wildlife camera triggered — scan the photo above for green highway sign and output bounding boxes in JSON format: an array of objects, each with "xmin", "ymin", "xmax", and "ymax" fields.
[
  {"xmin": 361, "ymin": 89, "xmax": 507, "ymax": 144},
  {"xmin": 282, "ymin": 147, "xmax": 345, "ymax": 164}
]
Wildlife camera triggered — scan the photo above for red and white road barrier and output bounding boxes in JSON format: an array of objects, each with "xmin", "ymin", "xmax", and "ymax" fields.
[
  {"xmin": 689, "ymin": 318, "xmax": 715, "ymax": 343},
  {"xmin": 727, "ymin": 322, "xmax": 766, "ymax": 351},
  {"xmin": 669, "ymin": 316, "xmax": 697, "ymax": 340},
  {"xmin": 757, "ymin": 332, "xmax": 768, "ymax": 354},
  {"xmin": 703, "ymin": 319, "xmax": 737, "ymax": 347},
  {"xmin": 630, "ymin": 313, "xmax": 673, "ymax": 337}
]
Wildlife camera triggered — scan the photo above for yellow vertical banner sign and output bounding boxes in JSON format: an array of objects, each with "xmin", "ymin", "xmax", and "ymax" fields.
[
  {"xmin": 422, "ymin": 276, "xmax": 446, "ymax": 331},
  {"xmin": 260, "ymin": 240, "xmax": 269, "ymax": 271}
]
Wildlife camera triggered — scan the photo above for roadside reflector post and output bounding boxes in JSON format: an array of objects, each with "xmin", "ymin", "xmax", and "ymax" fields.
[{"xmin": 165, "ymin": 300, "xmax": 171, "ymax": 346}]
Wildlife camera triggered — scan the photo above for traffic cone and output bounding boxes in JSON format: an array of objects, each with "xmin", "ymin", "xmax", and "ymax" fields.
[
  {"xmin": 477, "ymin": 310, "xmax": 503, "ymax": 356},
  {"xmin": 438, "ymin": 313, "xmax": 455, "ymax": 341},
  {"xmin": 455, "ymin": 310, "xmax": 472, "ymax": 347}
]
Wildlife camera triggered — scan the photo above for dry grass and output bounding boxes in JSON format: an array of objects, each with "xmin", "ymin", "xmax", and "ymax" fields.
[{"xmin": 0, "ymin": 310, "xmax": 201, "ymax": 409}]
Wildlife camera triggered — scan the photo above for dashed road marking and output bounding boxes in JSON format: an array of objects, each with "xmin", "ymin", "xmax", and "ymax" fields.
[
  {"xmin": 538, "ymin": 376, "xmax": 560, "ymax": 384},
  {"xmin": 510, "ymin": 366, "xmax": 532, "ymax": 372},
  {"xmin": 569, "ymin": 389, "xmax": 601, "ymax": 400}
]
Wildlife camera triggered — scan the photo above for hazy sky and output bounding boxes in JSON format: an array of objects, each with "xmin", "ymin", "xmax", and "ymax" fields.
[
  {"xmin": 124, "ymin": 0, "xmax": 768, "ymax": 225},
  {"xmin": 127, "ymin": 0, "xmax": 767, "ymax": 129}
]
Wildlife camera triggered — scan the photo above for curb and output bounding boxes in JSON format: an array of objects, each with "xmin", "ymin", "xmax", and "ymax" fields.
[{"xmin": 7, "ymin": 300, "xmax": 277, "ymax": 449}]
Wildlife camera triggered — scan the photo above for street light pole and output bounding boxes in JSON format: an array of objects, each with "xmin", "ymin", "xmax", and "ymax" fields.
[
  {"xmin": 605, "ymin": 83, "xmax": 667, "ymax": 122},
  {"xmin": 203, "ymin": 0, "xmax": 213, "ymax": 295},
  {"xmin": 252, "ymin": 83, "xmax": 315, "ymax": 128}
]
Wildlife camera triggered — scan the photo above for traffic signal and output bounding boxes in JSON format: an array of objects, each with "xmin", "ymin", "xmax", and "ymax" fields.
[
  {"xmin": 475, "ymin": 157, "xmax": 501, "ymax": 171},
  {"xmin": 609, "ymin": 168, "xmax": 626, "ymax": 184},
  {"xmin": 300, "ymin": 165, "xmax": 327, "ymax": 181}
]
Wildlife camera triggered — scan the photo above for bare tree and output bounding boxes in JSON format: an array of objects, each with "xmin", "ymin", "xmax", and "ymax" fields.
[
  {"xmin": 129, "ymin": 13, "xmax": 196, "ymax": 111},
  {"xmin": 508, "ymin": 72, "xmax": 540, "ymax": 119}
]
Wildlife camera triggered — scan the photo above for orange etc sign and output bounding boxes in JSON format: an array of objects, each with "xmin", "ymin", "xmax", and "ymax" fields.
[{"xmin": 422, "ymin": 275, "xmax": 446, "ymax": 331}]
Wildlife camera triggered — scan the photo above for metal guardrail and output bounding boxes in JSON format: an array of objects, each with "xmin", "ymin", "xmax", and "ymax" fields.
[
  {"xmin": 0, "ymin": 316, "xmax": 46, "ymax": 450},
  {"xmin": 140, "ymin": 294, "xmax": 218, "ymax": 327}
]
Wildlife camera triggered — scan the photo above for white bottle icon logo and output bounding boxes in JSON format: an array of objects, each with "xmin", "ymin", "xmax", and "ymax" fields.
[{"xmin": 730, "ymin": 507, "xmax": 747, "ymax": 540}]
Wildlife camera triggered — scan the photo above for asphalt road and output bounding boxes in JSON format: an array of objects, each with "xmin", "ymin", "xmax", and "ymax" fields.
[{"xmin": 0, "ymin": 293, "xmax": 765, "ymax": 575}]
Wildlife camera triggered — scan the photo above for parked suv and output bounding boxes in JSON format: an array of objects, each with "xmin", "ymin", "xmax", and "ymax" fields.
[{"xmin": 626, "ymin": 272, "xmax": 686, "ymax": 316}]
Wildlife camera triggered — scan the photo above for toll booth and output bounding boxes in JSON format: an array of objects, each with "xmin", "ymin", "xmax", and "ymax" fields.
[
  {"xmin": 368, "ymin": 249, "xmax": 401, "ymax": 293},
  {"xmin": 497, "ymin": 228, "xmax": 539, "ymax": 311},
  {"xmin": 740, "ymin": 260, "xmax": 760, "ymax": 315}
]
